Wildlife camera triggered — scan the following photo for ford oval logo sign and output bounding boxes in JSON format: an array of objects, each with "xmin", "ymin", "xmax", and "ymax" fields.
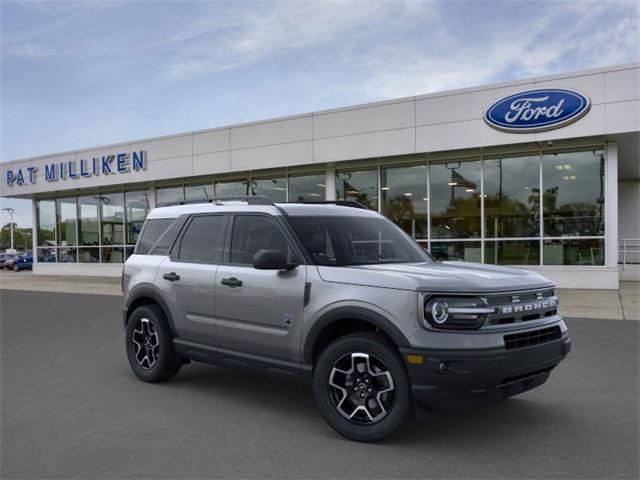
[{"xmin": 484, "ymin": 88, "xmax": 591, "ymax": 133}]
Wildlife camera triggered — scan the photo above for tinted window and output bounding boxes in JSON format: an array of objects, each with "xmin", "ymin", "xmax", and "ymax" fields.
[
  {"xmin": 136, "ymin": 218, "xmax": 175, "ymax": 254},
  {"xmin": 178, "ymin": 215, "xmax": 226, "ymax": 263},
  {"xmin": 289, "ymin": 215, "xmax": 431, "ymax": 266},
  {"xmin": 230, "ymin": 215, "xmax": 290, "ymax": 264}
]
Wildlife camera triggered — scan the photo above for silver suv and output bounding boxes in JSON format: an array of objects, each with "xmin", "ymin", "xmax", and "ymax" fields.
[{"xmin": 122, "ymin": 196, "xmax": 570, "ymax": 442}]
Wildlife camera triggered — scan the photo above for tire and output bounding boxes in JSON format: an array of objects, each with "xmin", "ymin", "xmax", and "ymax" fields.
[
  {"xmin": 13, "ymin": 264, "xmax": 19, "ymax": 272},
  {"xmin": 313, "ymin": 331, "xmax": 412, "ymax": 442},
  {"xmin": 125, "ymin": 304, "xmax": 181, "ymax": 383}
]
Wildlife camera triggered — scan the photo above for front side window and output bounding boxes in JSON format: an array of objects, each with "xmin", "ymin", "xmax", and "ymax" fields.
[
  {"xmin": 178, "ymin": 215, "xmax": 226, "ymax": 263},
  {"xmin": 230, "ymin": 215, "xmax": 291, "ymax": 265},
  {"xmin": 136, "ymin": 218, "xmax": 175, "ymax": 254},
  {"xmin": 289, "ymin": 215, "xmax": 431, "ymax": 266}
]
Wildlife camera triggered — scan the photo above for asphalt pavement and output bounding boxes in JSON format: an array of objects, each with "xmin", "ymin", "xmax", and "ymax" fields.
[{"xmin": 1, "ymin": 289, "xmax": 638, "ymax": 479}]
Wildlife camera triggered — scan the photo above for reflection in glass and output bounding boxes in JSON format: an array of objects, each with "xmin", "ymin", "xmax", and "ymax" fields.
[
  {"xmin": 101, "ymin": 247, "xmax": 124, "ymax": 263},
  {"xmin": 430, "ymin": 161, "xmax": 481, "ymax": 239},
  {"xmin": 251, "ymin": 177, "xmax": 287, "ymax": 202},
  {"xmin": 288, "ymin": 174, "xmax": 326, "ymax": 202},
  {"xmin": 101, "ymin": 193, "xmax": 124, "ymax": 245},
  {"xmin": 429, "ymin": 241, "xmax": 481, "ymax": 262},
  {"xmin": 156, "ymin": 186, "xmax": 184, "ymax": 207},
  {"xmin": 185, "ymin": 184, "xmax": 214, "ymax": 202},
  {"xmin": 382, "ymin": 165, "xmax": 428, "ymax": 239},
  {"xmin": 336, "ymin": 170, "xmax": 378, "ymax": 210},
  {"xmin": 484, "ymin": 156, "xmax": 540, "ymax": 238},
  {"xmin": 37, "ymin": 247, "xmax": 57, "ymax": 262},
  {"xmin": 78, "ymin": 247, "xmax": 100, "ymax": 263},
  {"xmin": 485, "ymin": 240, "xmax": 540, "ymax": 265},
  {"xmin": 542, "ymin": 150, "xmax": 605, "ymax": 237},
  {"xmin": 37, "ymin": 200, "xmax": 56, "ymax": 246},
  {"xmin": 58, "ymin": 247, "xmax": 77, "ymax": 263},
  {"xmin": 215, "ymin": 180, "xmax": 249, "ymax": 197},
  {"xmin": 78, "ymin": 196, "xmax": 100, "ymax": 246},
  {"xmin": 543, "ymin": 238, "xmax": 604, "ymax": 265},
  {"xmin": 56, "ymin": 198, "xmax": 77, "ymax": 246},
  {"xmin": 125, "ymin": 190, "xmax": 150, "ymax": 245}
]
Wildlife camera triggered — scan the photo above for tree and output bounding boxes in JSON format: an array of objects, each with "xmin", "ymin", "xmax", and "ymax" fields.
[{"xmin": 0, "ymin": 223, "xmax": 32, "ymax": 251}]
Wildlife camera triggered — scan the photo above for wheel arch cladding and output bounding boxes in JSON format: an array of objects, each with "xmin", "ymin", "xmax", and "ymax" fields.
[
  {"xmin": 124, "ymin": 284, "xmax": 177, "ymax": 336},
  {"xmin": 304, "ymin": 306, "xmax": 410, "ymax": 365}
]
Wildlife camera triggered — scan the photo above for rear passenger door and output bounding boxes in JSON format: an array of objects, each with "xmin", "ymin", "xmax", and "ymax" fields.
[
  {"xmin": 157, "ymin": 214, "xmax": 228, "ymax": 346},
  {"xmin": 214, "ymin": 214, "xmax": 307, "ymax": 363}
]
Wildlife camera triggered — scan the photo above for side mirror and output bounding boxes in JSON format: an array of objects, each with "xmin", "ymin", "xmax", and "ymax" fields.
[{"xmin": 252, "ymin": 249, "xmax": 298, "ymax": 271}]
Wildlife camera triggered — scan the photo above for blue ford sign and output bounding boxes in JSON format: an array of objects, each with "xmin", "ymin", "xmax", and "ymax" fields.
[{"xmin": 484, "ymin": 88, "xmax": 591, "ymax": 133}]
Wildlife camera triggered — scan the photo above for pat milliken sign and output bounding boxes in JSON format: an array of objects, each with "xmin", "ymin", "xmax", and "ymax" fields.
[
  {"xmin": 484, "ymin": 88, "xmax": 591, "ymax": 133},
  {"xmin": 4, "ymin": 151, "xmax": 147, "ymax": 187}
]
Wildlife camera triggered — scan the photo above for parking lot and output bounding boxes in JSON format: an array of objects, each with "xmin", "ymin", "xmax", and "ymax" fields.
[{"xmin": 1, "ymin": 288, "xmax": 638, "ymax": 479}]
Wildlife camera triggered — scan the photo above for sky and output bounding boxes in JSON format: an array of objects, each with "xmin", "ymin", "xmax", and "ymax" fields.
[{"xmin": 1, "ymin": 0, "xmax": 639, "ymax": 228}]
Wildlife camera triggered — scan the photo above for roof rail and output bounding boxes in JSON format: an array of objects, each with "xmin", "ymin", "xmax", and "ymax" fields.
[
  {"xmin": 178, "ymin": 195, "xmax": 275, "ymax": 206},
  {"xmin": 292, "ymin": 200, "xmax": 370, "ymax": 210}
]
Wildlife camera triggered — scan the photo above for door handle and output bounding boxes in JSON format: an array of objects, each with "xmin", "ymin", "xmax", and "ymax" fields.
[
  {"xmin": 221, "ymin": 277, "xmax": 243, "ymax": 288},
  {"xmin": 162, "ymin": 272, "xmax": 180, "ymax": 282}
]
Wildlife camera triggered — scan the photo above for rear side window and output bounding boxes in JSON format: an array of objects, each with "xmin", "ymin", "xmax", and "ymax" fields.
[
  {"xmin": 136, "ymin": 218, "xmax": 175, "ymax": 254},
  {"xmin": 177, "ymin": 215, "xmax": 227, "ymax": 263}
]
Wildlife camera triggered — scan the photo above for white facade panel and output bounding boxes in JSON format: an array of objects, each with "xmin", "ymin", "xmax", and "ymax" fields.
[
  {"xmin": 230, "ymin": 116, "xmax": 312, "ymax": 150},
  {"xmin": 130, "ymin": 134, "xmax": 192, "ymax": 161},
  {"xmin": 314, "ymin": 128, "xmax": 415, "ymax": 163},
  {"xmin": 193, "ymin": 151, "xmax": 231, "ymax": 176},
  {"xmin": 605, "ymin": 68, "xmax": 640, "ymax": 103},
  {"xmin": 606, "ymin": 100, "xmax": 640, "ymax": 134},
  {"xmin": 313, "ymin": 101, "xmax": 414, "ymax": 139},
  {"xmin": 230, "ymin": 141, "xmax": 313, "ymax": 171},
  {"xmin": 534, "ymin": 72, "xmax": 606, "ymax": 105},
  {"xmin": 536, "ymin": 104, "xmax": 607, "ymax": 141},
  {"xmin": 193, "ymin": 128, "xmax": 230, "ymax": 155},
  {"xmin": 132, "ymin": 156, "xmax": 193, "ymax": 182}
]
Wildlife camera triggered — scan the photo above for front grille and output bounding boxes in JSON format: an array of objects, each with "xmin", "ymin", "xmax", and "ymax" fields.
[
  {"xmin": 486, "ymin": 289, "xmax": 558, "ymax": 326},
  {"xmin": 504, "ymin": 326, "xmax": 561, "ymax": 350}
]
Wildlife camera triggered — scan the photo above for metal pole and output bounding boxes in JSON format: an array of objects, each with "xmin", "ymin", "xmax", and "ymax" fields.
[{"xmin": 2, "ymin": 208, "xmax": 15, "ymax": 251}]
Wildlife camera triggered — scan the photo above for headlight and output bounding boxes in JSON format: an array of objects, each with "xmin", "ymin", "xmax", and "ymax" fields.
[{"xmin": 424, "ymin": 297, "xmax": 494, "ymax": 330}]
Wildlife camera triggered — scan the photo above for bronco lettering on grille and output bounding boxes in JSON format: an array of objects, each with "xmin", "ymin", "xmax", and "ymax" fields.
[{"xmin": 500, "ymin": 298, "xmax": 557, "ymax": 314}]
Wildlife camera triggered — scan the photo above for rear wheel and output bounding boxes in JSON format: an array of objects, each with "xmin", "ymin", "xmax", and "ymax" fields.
[
  {"xmin": 313, "ymin": 331, "xmax": 412, "ymax": 442},
  {"xmin": 125, "ymin": 304, "xmax": 181, "ymax": 382},
  {"xmin": 12, "ymin": 263, "xmax": 19, "ymax": 272}
]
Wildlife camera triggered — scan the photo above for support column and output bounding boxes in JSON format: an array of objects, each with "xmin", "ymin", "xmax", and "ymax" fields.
[
  {"xmin": 31, "ymin": 198, "xmax": 37, "ymax": 267},
  {"xmin": 605, "ymin": 142, "xmax": 619, "ymax": 272},
  {"xmin": 325, "ymin": 164, "xmax": 336, "ymax": 201}
]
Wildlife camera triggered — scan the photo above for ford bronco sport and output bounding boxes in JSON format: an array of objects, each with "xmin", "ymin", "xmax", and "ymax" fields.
[{"xmin": 122, "ymin": 196, "xmax": 570, "ymax": 442}]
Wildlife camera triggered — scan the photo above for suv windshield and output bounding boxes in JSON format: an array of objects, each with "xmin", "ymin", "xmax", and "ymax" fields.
[{"xmin": 288, "ymin": 215, "xmax": 432, "ymax": 266}]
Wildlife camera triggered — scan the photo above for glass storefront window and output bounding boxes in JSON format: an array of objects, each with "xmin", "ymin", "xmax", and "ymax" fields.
[
  {"xmin": 36, "ymin": 246, "xmax": 57, "ymax": 263},
  {"xmin": 125, "ymin": 190, "xmax": 151, "ymax": 245},
  {"xmin": 100, "ymin": 193, "xmax": 124, "ymax": 245},
  {"xmin": 58, "ymin": 247, "xmax": 77, "ymax": 263},
  {"xmin": 56, "ymin": 197, "xmax": 77, "ymax": 246},
  {"xmin": 485, "ymin": 240, "xmax": 540, "ymax": 265},
  {"xmin": 543, "ymin": 238, "xmax": 604, "ymax": 265},
  {"xmin": 78, "ymin": 196, "xmax": 100, "ymax": 246},
  {"xmin": 430, "ymin": 160, "xmax": 481, "ymax": 239},
  {"xmin": 251, "ymin": 177, "xmax": 287, "ymax": 202},
  {"xmin": 185, "ymin": 184, "xmax": 214, "ymax": 202},
  {"xmin": 78, "ymin": 247, "xmax": 100, "ymax": 263},
  {"xmin": 336, "ymin": 170, "xmax": 378, "ymax": 210},
  {"xmin": 214, "ymin": 180, "xmax": 249, "ymax": 197},
  {"xmin": 382, "ymin": 165, "xmax": 428, "ymax": 239},
  {"xmin": 484, "ymin": 155, "xmax": 540, "ymax": 238},
  {"xmin": 288, "ymin": 173, "xmax": 326, "ymax": 202},
  {"xmin": 156, "ymin": 186, "xmax": 184, "ymax": 207},
  {"xmin": 429, "ymin": 241, "xmax": 482, "ymax": 262},
  {"xmin": 101, "ymin": 247, "xmax": 124, "ymax": 263},
  {"xmin": 542, "ymin": 150, "xmax": 605, "ymax": 237},
  {"xmin": 36, "ymin": 200, "xmax": 56, "ymax": 246}
]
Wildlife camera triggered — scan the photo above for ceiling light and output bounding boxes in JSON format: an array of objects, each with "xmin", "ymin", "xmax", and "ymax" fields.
[
  {"xmin": 564, "ymin": 164, "xmax": 572, "ymax": 170},
  {"xmin": 448, "ymin": 182, "xmax": 458, "ymax": 186},
  {"xmin": 381, "ymin": 187, "xmax": 390, "ymax": 191},
  {"xmin": 465, "ymin": 188, "xmax": 475, "ymax": 192},
  {"xmin": 403, "ymin": 192, "xmax": 413, "ymax": 196},
  {"xmin": 317, "ymin": 184, "xmax": 325, "ymax": 187}
]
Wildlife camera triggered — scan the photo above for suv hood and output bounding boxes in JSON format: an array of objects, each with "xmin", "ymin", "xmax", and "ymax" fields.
[{"xmin": 317, "ymin": 261, "xmax": 553, "ymax": 293}]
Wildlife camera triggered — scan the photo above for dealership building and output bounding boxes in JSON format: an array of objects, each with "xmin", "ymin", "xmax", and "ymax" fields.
[{"xmin": 1, "ymin": 63, "xmax": 638, "ymax": 289}]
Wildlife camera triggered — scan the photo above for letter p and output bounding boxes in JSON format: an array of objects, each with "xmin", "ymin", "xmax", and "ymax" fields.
[{"xmin": 6, "ymin": 170, "xmax": 14, "ymax": 186}]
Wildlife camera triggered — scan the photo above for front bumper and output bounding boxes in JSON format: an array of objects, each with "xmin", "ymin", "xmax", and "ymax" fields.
[{"xmin": 400, "ymin": 334, "xmax": 571, "ymax": 411}]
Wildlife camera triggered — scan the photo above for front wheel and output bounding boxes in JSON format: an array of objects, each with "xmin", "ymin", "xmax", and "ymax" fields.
[
  {"xmin": 125, "ymin": 304, "xmax": 181, "ymax": 382},
  {"xmin": 12, "ymin": 264, "xmax": 19, "ymax": 272},
  {"xmin": 313, "ymin": 332, "xmax": 412, "ymax": 442}
]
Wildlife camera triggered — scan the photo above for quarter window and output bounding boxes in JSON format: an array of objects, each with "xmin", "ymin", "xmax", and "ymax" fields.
[{"xmin": 178, "ymin": 215, "xmax": 226, "ymax": 263}]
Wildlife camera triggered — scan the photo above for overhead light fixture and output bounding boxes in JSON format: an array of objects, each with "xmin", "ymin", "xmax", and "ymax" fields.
[
  {"xmin": 465, "ymin": 188, "xmax": 475, "ymax": 192},
  {"xmin": 403, "ymin": 192, "xmax": 413, "ymax": 196},
  {"xmin": 317, "ymin": 183, "xmax": 325, "ymax": 187},
  {"xmin": 448, "ymin": 182, "xmax": 458, "ymax": 186},
  {"xmin": 381, "ymin": 187, "xmax": 390, "ymax": 191},
  {"xmin": 564, "ymin": 164, "xmax": 572, "ymax": 170},
  {"xmin": 422, "ymin": 197, "xmax": 429, "ymax": 201}
]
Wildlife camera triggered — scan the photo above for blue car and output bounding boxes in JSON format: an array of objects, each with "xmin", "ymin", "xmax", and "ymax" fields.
[{"xmin": 13, "ymin": 253, "xmax": 33, "ymax": 271}]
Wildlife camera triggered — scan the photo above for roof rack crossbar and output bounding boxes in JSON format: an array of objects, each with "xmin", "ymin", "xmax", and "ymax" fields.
[
  {"xmin": 292, "ymin": 200, "xmax": 370, "ymax": 210},
  {"xmin": 178, "ymin": 195, "xmax": 275, "ymax": 206}
]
